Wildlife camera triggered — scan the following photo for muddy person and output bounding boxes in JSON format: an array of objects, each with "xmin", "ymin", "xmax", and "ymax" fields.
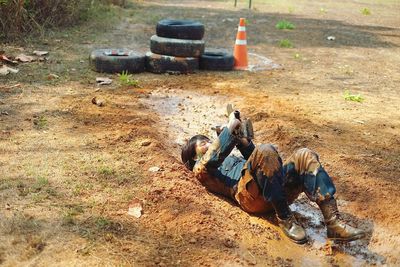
[{"xmin": 181, "ymin": 110, "xmax": 365, "ymax": 244}]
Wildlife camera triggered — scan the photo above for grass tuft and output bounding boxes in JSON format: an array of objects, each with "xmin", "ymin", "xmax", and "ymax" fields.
[
  {"xmin": 344, "ymin": 90, "xmax": 364, "ymax": 102},
  {"xmin": 95, "ymin": 217, "xmax": 111, "ymax": 230},
  {"xmin": 31, "ymin": 176, "xmax": 49, "ymax": 192},
  {"xmin": 98, "ymin": 166, "xmax": 116, "ymax": 176},
  {"xmin": 279, "ymin": 39, "xmax": 293, "ymax": 48},
  {"xmin": 118, "ymin": 71, "xmax": 139, "ymax": 87},
  {"xmin": 33, "ymin": 116, "xmax": 48, "ymax": 130},
  {"xmin": 361, "ymin": 7, "xmax": 371, "ymax": 15},
  {"xmin": 276, "ymin": 20, "xmax": 295, "ymax": 30}
]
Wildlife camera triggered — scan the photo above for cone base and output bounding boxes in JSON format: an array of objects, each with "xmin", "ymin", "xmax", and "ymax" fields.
[{"xmin": 234, "ymin": 65, "xmax": 248, "ymax": 70}]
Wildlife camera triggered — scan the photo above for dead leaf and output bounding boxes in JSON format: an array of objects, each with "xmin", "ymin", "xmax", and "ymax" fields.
[
  {"xmin": 33, "ymin": 50, "xmax": 48, "ymax": 56},
  {"xmin": 0, "ymin": 53, "xmax": 18, "ymax": 65},
  {"xmin": 96, "ymin": 77, "xmax": 112, "ymax": 85},
  {"xmin": 0, "ymin": 65, "xmax": 19, "ymax": 75},
  {"xmin": 15, "ymin": 54, "xmax": 35, "ymax": 63},
  {"xmin": 127, "ymin": 198, "xmax": 142, "ymax": 218},
  {"xmin": 48, "ymin": 73, "xmax": 59, "ymax": 80},
  {"xmin": 0, "ymin": 84, "xmax": 21, "ymax": 90}
]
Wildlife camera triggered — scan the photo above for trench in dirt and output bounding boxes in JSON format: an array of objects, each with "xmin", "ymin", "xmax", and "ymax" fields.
[{"xmin": 142, "ymin": 88, "xmax": 389, "ymax": 265}]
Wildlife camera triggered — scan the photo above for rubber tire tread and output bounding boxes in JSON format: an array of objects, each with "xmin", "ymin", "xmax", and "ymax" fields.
[
  {"xmin": 156, "ymin": 19, "xmax": 205, "ymax": 40},
  {"xmin": 145, "ymin": 52, "xmax": 199, "ymax": 74},
  {"xmin": 89, "ymin": 49, "xmax": 145, "ymax": 74},
  {"xmin": 199, "ymin": 49, "xmax": 234, "ymax": 71},
  {"xmin": 150, "ymin": 35, "xmax": 205, "ymax": 58}
]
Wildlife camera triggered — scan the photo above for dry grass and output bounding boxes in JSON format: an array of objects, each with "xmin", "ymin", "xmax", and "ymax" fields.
[{"xmin": 0, "ymin": 0, "xmax": 120, "ymax": 41}]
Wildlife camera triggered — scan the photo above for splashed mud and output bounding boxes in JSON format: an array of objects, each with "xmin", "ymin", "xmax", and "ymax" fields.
[{"xmin": 142, "ymin": 87, "xmax": 398, "ymax": 266}]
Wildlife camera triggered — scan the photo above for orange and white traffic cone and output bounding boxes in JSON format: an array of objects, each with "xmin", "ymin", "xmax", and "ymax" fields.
[{"xmin": 233, "ymin": 18, "xmax": 248, "ymax": 70}]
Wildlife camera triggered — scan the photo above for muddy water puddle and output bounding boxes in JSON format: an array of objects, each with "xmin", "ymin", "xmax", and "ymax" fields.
[
  {"xmin": 142, "ymin": 87, "xmax": 231, "ymax": 147},
  {"xmin": 142, "ymin": 88, "xmax": 394, "ymax": 266}
]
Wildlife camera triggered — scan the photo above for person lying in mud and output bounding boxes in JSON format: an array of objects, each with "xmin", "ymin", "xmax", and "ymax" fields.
[{"xmin": 181, "ymin": 109, "xmax": 365, "ymax": 244}]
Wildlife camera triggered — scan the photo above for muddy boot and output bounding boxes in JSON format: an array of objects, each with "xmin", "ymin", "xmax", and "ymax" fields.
[
  {"xmin": 277, "ymin": 214, "xmax": 308, "ymax": 244},
  {"xmin": 319, "ymin": 198, "xmax": 365, "ymax": 241}
]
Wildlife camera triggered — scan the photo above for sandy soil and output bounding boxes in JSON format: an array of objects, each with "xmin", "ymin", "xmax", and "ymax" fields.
[{"xmin": 1, "ymin": 0, "xmax": 399, "ymax": 266}]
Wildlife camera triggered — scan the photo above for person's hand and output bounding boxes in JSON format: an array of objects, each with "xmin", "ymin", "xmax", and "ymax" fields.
[{"xmin": 227, "ymin": 111, "xmax": 241, "ymax": 133}]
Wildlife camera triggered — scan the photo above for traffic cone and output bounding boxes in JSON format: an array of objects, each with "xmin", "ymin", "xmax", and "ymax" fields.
[{"xmin": 234, "ymin": 18, "xmax": 248, "ymax": 70}]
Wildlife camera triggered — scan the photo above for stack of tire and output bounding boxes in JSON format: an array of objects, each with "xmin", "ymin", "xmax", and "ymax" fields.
[
  {"xmin": 89, "ymin": 19, "xmax": 235, "ymax": 74},
  {"xmin": 145, "ymin": 19, "xmax": 205, "ymax": 74}
]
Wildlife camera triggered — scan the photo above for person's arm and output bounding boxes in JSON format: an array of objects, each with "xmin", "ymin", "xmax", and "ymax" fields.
[
  {"xmin": 236, "ymin": 137, "xmax": 255, "ymax": 160},
  {"xmin": 194, "ymin": 127, "xmax": 237, "ymax": 172},
  {"xmin": 193, "ymin": 116, "xmax": 241, "ymax": 197}
]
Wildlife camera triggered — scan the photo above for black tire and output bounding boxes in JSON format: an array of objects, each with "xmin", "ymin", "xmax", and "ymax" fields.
[
  {"xmin": 199, "ymin": 49, "xmax": 234, "ymax": 71},
  {"xmin": 145, "ymin": 52, "xmax": 199, "ymax": 74},
  {"xmin": 89, "ymin": 49, "xmax": 145, "ymax": 74},
  {"xmin": 150, "ymin": 35, "xmax": 205, "ymax": 58},
  {"xmin": 156, "ymin": 19, "xmax": 205, "ymax": 40}
]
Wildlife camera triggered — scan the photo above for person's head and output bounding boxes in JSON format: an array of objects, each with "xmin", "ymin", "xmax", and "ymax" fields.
[{"xmin": 181, "ymin": 135, "xmax": 211, "ymax": 171}]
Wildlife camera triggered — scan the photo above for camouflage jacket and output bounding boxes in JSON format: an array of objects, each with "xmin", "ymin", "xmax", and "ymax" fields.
[{"xmin": 193, "ymin": 127, "xmax": 255, "ymax": 199}]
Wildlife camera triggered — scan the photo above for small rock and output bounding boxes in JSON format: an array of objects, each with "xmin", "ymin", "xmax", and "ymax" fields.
[
  {"xmin": 127, "ymin": 198, "xmax": 142, "ymax": 218},
  {"xmin": 138, "ymin": 159, "xmax": 146, "ymax": 164},
  {"xmin": 1, "ymin": 111, "xmax": 9, "ymax": 115},
  {"xmin": 327, "ymin": 36, "xmax": 336, "ymax": 41},
  {"xmin": 91, "ymin": 97, "xmax": 105, "ymax": 107},
  {"xmin": 96, "ymin": 77, "xmax": 112, "ymax": 85},
  {"xmin": 33, "ymin": 50, "xmax": 49, "ymax": 56},
  {"xmin": 141, "ymin": 140, "xmax": 151, "ymax": 147},
  {"xmin": 189, "ymin": 238, "xmax": 197, "ymax": 244},
  {"xmin": 148, "ymin": 166, "xmax": 160, "ymax": 172}
]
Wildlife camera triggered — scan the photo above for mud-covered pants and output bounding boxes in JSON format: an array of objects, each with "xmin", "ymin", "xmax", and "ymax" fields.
[{"xmin": 234, "ymin": 145, "xmax": 336, "ymax": 214}]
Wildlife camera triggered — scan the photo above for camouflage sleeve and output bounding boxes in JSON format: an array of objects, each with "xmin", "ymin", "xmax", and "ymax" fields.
[
  {"xmin": 192, "ymin": 127, "xmax": 238, "ymax": 198},
  {"xmin": 197, "ymin": 127, "xmax": 237, "ymax": 169},
  {"xmin": 236, "ymin": 140, "xmax": 255, "ymax": 160}
]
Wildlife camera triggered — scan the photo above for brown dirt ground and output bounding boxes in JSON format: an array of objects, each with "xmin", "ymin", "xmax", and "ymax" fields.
[{"xmin": 1, "ymin": 0, "xmax": 399, "ymax": 266}]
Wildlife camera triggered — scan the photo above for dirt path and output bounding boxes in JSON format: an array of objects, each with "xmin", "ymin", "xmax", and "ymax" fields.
[{"xmin": 1, "ymin": 0, "xmax": 400, "ymax": 266}]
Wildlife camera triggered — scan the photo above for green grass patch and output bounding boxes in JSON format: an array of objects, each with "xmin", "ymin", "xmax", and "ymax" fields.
[
  {"xmin": 361, "ymin": 7, "xmax": 371, "ymax": 15},
  {"xmin": 95, "ymin": 217, "xmax": 111, "ymax": 230},
  {"xmin": 276, "ymin": 20, "xmax": 295, "ymax": 30},
  {"xmin": 118, "ymin": 71, "xmax": 139, "ymax": 87},
  {"xmin": 33, "ymin": 116, "xmax": 48, "ymax": 130},
  {"xmin": 279, "ymin": 39, "xmax": 293, "ymax": 48},
  {"xmin": 98, "ymin": 166, "xmax": 116, "ymax": 176},
  {"xmin": 31, "ymin": 176, "xmax": 49, "ymax": 192},
  {"xmin": 344, "ymin": 90, "xmax": 364, "ymax": 102}
]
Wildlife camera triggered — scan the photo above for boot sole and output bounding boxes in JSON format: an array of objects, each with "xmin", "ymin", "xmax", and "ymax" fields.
[
  {"xmin": 282, "ymin": 230, "xmax": 308, "ymax": 244},
  {"xmin": 292, "ymin": 237, "xmax": 308, "ymax": 244},
  {"xmin": 328, "ymin": 232, "xmax": 365, "ymax": 242}
]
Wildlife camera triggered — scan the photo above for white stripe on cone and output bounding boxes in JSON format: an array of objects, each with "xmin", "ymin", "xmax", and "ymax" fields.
[
  {"xmin": 238, "ymin": 26, "xmax": 246, "ymax": 31},
  {"xmin": 235, "ymin": 39, "xmax": 247, "ymax": 45}
]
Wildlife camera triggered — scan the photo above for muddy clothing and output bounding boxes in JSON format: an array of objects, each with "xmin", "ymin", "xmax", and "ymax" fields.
[{"xmin": 193, "ymin": 127, "xmax": 336, "ymax": 214}]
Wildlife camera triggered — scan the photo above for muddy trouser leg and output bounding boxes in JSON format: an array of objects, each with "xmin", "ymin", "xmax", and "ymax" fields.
[
  {"xmin": 283, "ymin": 148, "xmax": 365, "ymax": 241},
  {"xmin": 282, "ymin": 148, "xmax": 336, "ymax": 204},
  {"xmin": 247, "ymin": 144, "xmax": 291, "ymax": 219}
]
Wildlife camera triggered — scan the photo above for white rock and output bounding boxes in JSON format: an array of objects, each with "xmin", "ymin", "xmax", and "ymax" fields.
[{"xmin": 148, "ymin": 166, "xmax": 160, "ymax": 172}]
